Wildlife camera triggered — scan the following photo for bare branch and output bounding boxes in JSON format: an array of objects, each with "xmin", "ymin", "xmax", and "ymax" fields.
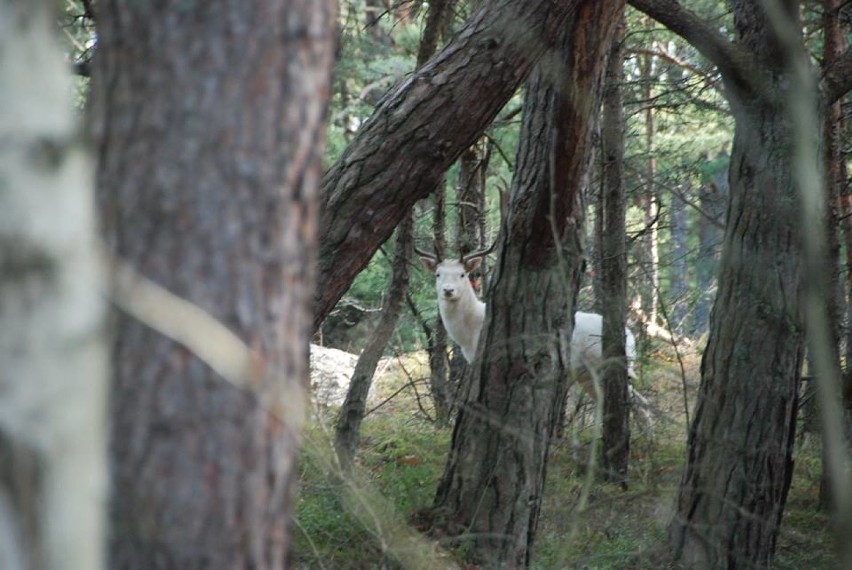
[{"xmin": 628, "ymin": 0, "xmax": 763, "ymax": 99}]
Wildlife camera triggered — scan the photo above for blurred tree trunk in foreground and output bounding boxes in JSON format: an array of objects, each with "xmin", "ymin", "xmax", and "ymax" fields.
[
  {"xmin": 0, "ymin": 1, "xmax": 108, "ymax": 568},
  {"xmin": 90, "ymin": 0, "xmax": 335, "ymax": 567}
]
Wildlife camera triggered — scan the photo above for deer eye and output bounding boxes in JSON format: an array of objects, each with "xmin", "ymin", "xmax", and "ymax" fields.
[
  {"xmin": 460, "ymin": 273, "xmax": 465, "ymax": 278},
  {"xmin": 435, "ymin": 272, "xmax": 440, "ymax": 278}
]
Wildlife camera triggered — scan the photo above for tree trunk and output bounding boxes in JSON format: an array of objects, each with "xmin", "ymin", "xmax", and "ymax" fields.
[
  {"xmin": 428, "ymin": 188, "xmax": 453, "ymax": 420},
  {"xmin": 599, "ymin": 18, "xmax": 631, "ymax": 485},
  {"xmin": 662, "ymin": 3, "xmax": 806, "ymax": 564},
  {"xmin": 456, "ymin": 142, "xmax": 488, "ymax": 258},
  {"xmin": 634, "ymin": 45, "xmax": 660, "ymax": 324},
  {"xmin": 315, "ymin": 0, "xmax": 581, "ymax": 330},
  {"xmin": 432, "ymin": 2, "xmax": 624, "ymax": 566},
  {"xmin": 90, "ymin": 1, "xmax": 335, "ymax": 567},
  {"xmin": 671, "ymin": 103, "xmax": 805, "ymax": 568},
  {"xmin": 818, "ymin": 0, "xmax": 847, "ymax": 510},
  {"xmin": 0, "ymin": 2, "xmax": 108, "ymax": 568},
  {"xmin": 335, "ymin": 214, "xmax": 413, "ymax": 468}
]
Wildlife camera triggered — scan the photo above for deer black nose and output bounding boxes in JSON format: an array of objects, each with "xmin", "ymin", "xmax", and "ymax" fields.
[{"xmin": 443, "ymin": 288, "xmax": 454, "ymax": 297}]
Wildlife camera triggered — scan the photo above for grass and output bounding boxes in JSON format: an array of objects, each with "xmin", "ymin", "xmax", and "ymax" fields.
[{"xmin": 293, "ymin": 346, "xmax": 840, "ymax": 569}]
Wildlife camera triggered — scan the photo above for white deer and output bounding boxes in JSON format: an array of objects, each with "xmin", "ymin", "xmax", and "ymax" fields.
[{"xmin": 416, "ymin": 246, "xmax": 653, "ymax": 422}]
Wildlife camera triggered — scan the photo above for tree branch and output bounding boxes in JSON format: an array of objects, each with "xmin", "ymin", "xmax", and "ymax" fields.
[{"xmin": 628, "ymin": 0, "xmax": 763, "ymax": 99}]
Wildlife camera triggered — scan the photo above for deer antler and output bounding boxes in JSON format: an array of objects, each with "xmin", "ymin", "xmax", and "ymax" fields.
[
  {"xmin": 414, "ymin": 245, "xmax": 439, "ymax": 262},
  {"xmin": 461, "ymin": 240, "xmax": 498, "ymax": 265}
]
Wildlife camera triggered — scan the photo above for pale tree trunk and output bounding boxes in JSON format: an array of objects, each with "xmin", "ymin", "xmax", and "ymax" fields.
[
  {"xmin": 432, "ymin": 2, "xmax": 624, "ymax": 566},
  {"xmin": 315, "ymin": 0, "xmax": 582, "ymax": 330},
  {"xmin": 0, "ymin": 1, "xmax": 108, "ymax": 569},
  {"xmin": 90, "ymin": 1, "xmax": 335, "ymax": 567},
  {"xmin": 599, "ymin": 18, "xmax": 631, "ymax": 485}
]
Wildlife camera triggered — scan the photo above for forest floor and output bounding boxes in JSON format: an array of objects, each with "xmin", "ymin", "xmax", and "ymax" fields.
[{"xmin": 294, "ymin": 341, "xmax": 836, "ymax": 569}]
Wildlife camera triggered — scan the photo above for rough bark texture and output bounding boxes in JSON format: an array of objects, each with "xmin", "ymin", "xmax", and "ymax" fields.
[
  {"xmin": 0, "ymin": 2, "xmax": 108, "ymax": 568},
  {"xmin": 335, "ymin": 214, "xmax": 413, "ymax": 468},
  {"xmin": 599, "ymin": 19, "xmax": 631, "ymax": 485},
  {"xmin": 432, "ymin": 2, "xmax": 624, "ymax": 566},
  {"xmin": 315, "ymin": 0, "xmax": 580, "ymax": 330},
  {"xmin": 632, "ymin": 2, "xmax": 808, "ymax": 566},
  {"xmin": 90, "ymin": 1, "xmax": 335, "ymax": 567}
]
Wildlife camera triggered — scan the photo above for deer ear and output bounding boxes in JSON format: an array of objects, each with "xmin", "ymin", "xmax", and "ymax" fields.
[
  {"xmin": 465, "ymin": 257, "xmax": 482, "ymax": 273},
  {"xmin": 420, "ymin": 257, "xmax": 437, "ymax": 271}
]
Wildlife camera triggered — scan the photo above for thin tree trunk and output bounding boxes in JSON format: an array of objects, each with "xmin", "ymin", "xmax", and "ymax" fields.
[
  {"xmin": 315, "ymin": 0, "xmax": 581, "ymax": 330},
  {"xmin": 432, "ymin": 3, "xmax": 624, "ymax": 566},
  {"xmin": 600, "ymin": 18, "xmax": 630, "ymax": 485},
  {"xmin": 428, "ymin": 188, "xmax": 453, "ymax": 420},
  {"xmin": 819, "ymin": 0, "xmax": 850, "ymax": 514},
  {"xmin": 636, "ymin": 46, "xmax": 660, "ymax": 324},
  {"xmin": 335, "ymin": 215, "xmax": 413, "ymax": 468},
  {"xmin": 91, "ymin": 1, "xmax": 335, "ymax": 567},
  {"xmin": 0, "ymin": 2, "xmax": 107, "ymax": 568},
  {"xmin": 417, "ymin": 0, "xmax": 455, "ymax": 423}
]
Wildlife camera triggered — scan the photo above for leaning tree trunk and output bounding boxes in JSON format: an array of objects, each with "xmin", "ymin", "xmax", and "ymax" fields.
[
  {"xmin": 0, "ymin": 2, "xmax": 107, "ymax": 568},
  {"xmin": 90, "ymin": 1, "xmax": 335, "ymax": 567},
  {"xmin": 315, "ymin": 0, "xmax": 580, "ymax": 330},
  {"xmin": 599, "ymin": 18, "xmax": 631, "ymax": 485},
  {"xmin": 432, "ymin": 2, "xmax": 624, "ymax": 566}
]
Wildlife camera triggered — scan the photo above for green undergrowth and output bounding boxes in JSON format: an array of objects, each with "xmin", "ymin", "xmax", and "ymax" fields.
[{"xmin": 293, "ymin": 349, "xmax": 838, "ymax": 569}]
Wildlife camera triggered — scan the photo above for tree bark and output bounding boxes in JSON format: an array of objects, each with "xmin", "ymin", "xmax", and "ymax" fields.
[
  {"xmin": 818, "ymin": 0, "xmax": 848, "ymax": 511},
  {"xmin": 90, "ymin": 1, "xmax": 335, "ymax": 567},
  {"xmin": 628, "ymin": 1, "xmax": 812, "ymax": 566},
  {"xmin": 0, "ymin": 2, "xmax": 108, "ymax": 568},
  {"xmin": 432, "ymin": 2, "xmax": 624, "ymax": 566},
  {"xmin": 599, "ymin": 18, "xmax": 631, "ymax": 485},
  {"xmin": 315, "ymin": 0, "xmax": 581, "ymax": 331}
]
